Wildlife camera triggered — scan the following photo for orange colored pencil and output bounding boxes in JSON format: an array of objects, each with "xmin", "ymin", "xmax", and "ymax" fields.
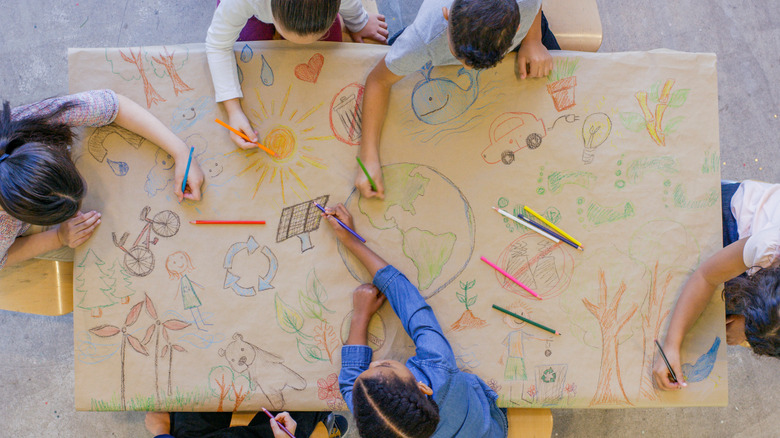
[{"xmin": 214, "ymin": 118, "xmax": 276, "ymax": 156}]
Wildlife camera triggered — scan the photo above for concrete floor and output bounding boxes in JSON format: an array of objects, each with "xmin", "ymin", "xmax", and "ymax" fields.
[{"xmin": 0, "ymin": 0, "xmax": 778, "ymax": 437}]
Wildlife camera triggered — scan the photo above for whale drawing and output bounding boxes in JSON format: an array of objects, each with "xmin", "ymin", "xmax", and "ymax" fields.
[{"xmin": 412, "ymin": 62, "xmax": 479, "ymax": 125}]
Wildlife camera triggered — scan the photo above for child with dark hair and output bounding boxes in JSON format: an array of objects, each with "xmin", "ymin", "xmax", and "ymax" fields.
[
  {"xmin": 355, "ymin": 0, "xmax": 559, "ymax": 199},
  {"xmin": 207, "ymin": 0, "xmax": 388, "ymax": 149},
  {"xmin": 323, "ymin": 203, "xmax": 507, "ymax": 437},
  {"xmin": 0, "ymin": 90, "xmax": 204, "ymax": 269},
  {"xmin": 654, "ymin": 180, "xmax": 780, "ymax": 390}
]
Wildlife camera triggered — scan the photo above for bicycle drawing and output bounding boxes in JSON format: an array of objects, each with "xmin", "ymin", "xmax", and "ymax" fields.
[{"xmin": 112, "ymin": 206, "xmax": 181, "ymax": 277}]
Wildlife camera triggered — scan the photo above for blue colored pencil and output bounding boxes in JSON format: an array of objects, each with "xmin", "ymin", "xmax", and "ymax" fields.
[
  {"xmin": 518, "ymin": 212, "xmax": 583, "ymax": 251},
  {"xmin": 181, "ymin": 146, "xmax": 194, "ymax": 194},
  {"xmin": 313, "ymin": 202, "xmax": 367, "ymax": 243}
]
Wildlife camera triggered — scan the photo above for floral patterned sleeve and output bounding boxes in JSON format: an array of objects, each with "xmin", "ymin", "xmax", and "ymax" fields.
[
  {"xmin": 0, "ymin": 213, "xmax": 30, "ymax": 270},
  {"xmin": 11, "ymin": 89, "xmax": 120, "ymax": 127}
]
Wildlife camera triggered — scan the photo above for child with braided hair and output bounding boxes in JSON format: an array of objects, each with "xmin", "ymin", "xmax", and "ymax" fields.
[{"xmin": 322, "ymin": 203, "xmax": 507, "ymax": 438}]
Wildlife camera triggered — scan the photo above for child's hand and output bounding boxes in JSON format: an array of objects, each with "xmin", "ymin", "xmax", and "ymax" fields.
[
  {"xmin": 352, "ymin": 283, "xmax": 386, "ymax": 319},
  {"xmin": 354, "ymin": 158, "xmax": 385, "ymax": 199},
  {"xmin": 515, "ymin": 40, "xmax": 553, "ymax": 79},
  {"xmin": 652, "ymin": 344, "xmax": 687, "ymax": 390},
  {"xmin": 269, "ymin": 412, "xmax": 297, "ymax": 438},
  {"xmin": 321, "ymin": 203, "xmax": 358, "ymax": 241},
  {"xmin": 57, "ymin": 211, "xmax": 101, "ymax": 248},
  {"xmin": 226, "ymin": 106, "xmax": 260, "ymax": 150},
  {"xmin": 174, "ymin": 155, "xmax": 204, "ymax": 202},
  {"xmin": 350, "ymin": 13, "xmax": 389, "ymax": 44}
]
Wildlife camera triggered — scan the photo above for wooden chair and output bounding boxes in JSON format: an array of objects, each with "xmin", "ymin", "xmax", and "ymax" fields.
[{"xmin": 0, "ymin": 258, "xmax": 73, "ymax": 315}]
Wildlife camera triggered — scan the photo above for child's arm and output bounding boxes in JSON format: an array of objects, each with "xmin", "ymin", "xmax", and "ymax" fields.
[
  {"xmin": 653, "ymin": 238, "xmax": 748, "ymax": 390},
  {"xmin": 4, "ymin": 211, "xmax": 101, "ymax": 266},
  {"xmin": 339, "ymin": 0, "xmax": 389, "ymax": 43},
  {"xmin": 205, "ymin": 0, "xmax": 259, "ymax": 149},
  {"xmin": 339, "ymin": 283, "xmax": 387, "ymax": 410},
  {"xmin": 323, "ymin": 204, "xmax": 457, "ymax": 367},
  {"xmin": 113, "ymin": 94, "xmax": 204, "ymax": 202},
  {"xmin": 515, "ymin": 7, "xmax": 553, "ymax": 79},
  {"xmin": 356, "ymin": 58, "xmax": 404, "ymax": 200}
]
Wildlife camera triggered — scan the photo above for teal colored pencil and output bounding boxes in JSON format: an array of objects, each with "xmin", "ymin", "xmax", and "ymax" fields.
[
  {"xmin": 356, "ymin": 156, "xmax": 377, "ymax": 192},
  {"xmin": 492, "ymin": 304, "xmax": 561, "ymax": 336},
  {"xmin": 181, "ymin": 146, "xmax": 194, "ymax": 193}
]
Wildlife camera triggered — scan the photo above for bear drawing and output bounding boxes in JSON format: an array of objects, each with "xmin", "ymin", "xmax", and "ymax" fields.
[{"xmin": 218, "ymin": 332, "xmax": 306, "ymax": 409}]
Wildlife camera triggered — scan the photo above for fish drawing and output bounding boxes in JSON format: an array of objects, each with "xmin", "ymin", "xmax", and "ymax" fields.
[
  {"xmin": 681, "ymin": 336, "xmax": 720, "ymax": 383},
  {"xmin": 411, "ymin": 62, "xmax": 479, "ymax": 125}
]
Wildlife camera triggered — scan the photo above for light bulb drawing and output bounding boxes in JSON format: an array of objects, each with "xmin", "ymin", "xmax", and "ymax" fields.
[{"xmin": 581, "ymin": 113, "xmax": 612, "ymax": 164}]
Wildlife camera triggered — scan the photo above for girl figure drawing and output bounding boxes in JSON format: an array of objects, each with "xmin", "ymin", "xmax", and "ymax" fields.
[{"xmin": 166, "ymin": 251, "xmax": 210, "ymax": 331}]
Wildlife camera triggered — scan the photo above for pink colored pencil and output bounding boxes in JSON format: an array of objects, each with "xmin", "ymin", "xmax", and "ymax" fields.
[
  {"xmin": 189, "ymin": 220, "xmax": 266, "ymax": 225},
  {"xmin": 480, "ymin": 256, "xmax": 542, "ymax": 300}
]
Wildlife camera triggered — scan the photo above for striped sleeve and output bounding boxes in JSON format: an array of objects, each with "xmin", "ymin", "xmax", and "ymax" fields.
[{"xmin": 11, "ymin": 89, "xmax": 120, "ymax": 127}]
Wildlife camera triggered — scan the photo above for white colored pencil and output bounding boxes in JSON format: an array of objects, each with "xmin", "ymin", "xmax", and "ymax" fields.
[{"xmin": 492, "ymin": 207, "xmax": 560, "ymax": 244}]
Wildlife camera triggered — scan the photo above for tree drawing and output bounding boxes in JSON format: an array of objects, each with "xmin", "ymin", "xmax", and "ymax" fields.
[
  {"xmin": 450, "ymin": 279, "xmax": 487, "ymax": 332},
  {"xmin": 113, "ymin": 47, "xmax": 166, "ymax": 108},
  {"xmin": 88, "ymin": 300, "xmax": 152, "ymax": 410},
  {"xmin": 638, "ymin": 261, "xmax": 673, "ymax": 401},
  {"xmin": 275, "ymin": 269, "xmax": 339, "ymax": 363},
  {"xmin": 76, "ymin": 249, "xmax": 117, "ymax": 317},
  {"xmin": 149, "ymin": 46, "xmax": 193, "ymax": 96},
  {"xmin": 110, "ymin": 260, "xmax": 136, "ymax": 304},
  {"xmin": 582, "ymin": 270, "xmax": 638, "ymax": 406},
  {"xmin": 208, "ymin": 366, "xmax": 254, "ymax": 412}
]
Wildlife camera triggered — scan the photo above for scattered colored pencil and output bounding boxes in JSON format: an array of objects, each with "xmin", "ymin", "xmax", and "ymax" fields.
[
  {"xmin": 492, "ymin": 304, "xmax": 561, "ymax": 336},
  {"xmin": 480, "ymin": 256, "xmax": 542, "ymax": 300},
  {"xmin": 654, "ymin": 339, "xmax": 678, "ymax": 383},
  {"xmin": 517, "ymin": 212, "xmax": 583, "ymax": 252},
  {"xmin": 356, "ymin": 156, "xmax": 377, "ymax": 192},
  {"xmin": 492, "ymin": 207, "xmax": 560, "ymax": 244},
  {"xmin": 214, "ymin": 118, "xmax": 276, "ymax": 156},
  {"xmin": 523, "ymin": 205, "xmax": 584, "ymax": 249},
  {"xmin": 181, "ymin": 146, "xmax": 194, "ymax": 194},
  {"xmin": 313, "ymin": 202, "xmax": 367, "ymax": 243},
  {"xmin": 189, "ymin": 220, "xmax": 266, "ymax": 225},
  {"xmin": 262, "ymin": 408, "xmax": 295, "ymax": 438}
]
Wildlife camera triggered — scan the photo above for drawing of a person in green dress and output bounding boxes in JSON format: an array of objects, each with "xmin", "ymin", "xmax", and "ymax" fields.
[{"xmin": 166, "ymin": 251, "xmax": 210, "ymax": 331}]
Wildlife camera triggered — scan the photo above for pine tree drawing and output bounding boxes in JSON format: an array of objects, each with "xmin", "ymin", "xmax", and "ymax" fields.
[
  {"xmin": 76, "ymin": 249, "xmax": 117, "ymax": 317},
  {"xmin": 110, "ymin": 260, "xmax": 136, "ymax": 304}
]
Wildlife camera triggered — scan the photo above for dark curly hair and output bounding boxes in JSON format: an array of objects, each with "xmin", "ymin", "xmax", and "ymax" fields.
[
  {"xmin": 0, "ymin": 99, "xmax": 86, "ymax": 226},
  {"xmin": 353, "ymin": 373, "xmax": 440, "ymax": 438},
  {"xmin": 449, "ymin": 0, "xmax": 520, "ymax": 70},
  {"xmin": 724, "ymin": 266, "xmax": 780, "ymax": 357},
  {"xmin": 271, "ymin": 0, "xmax": 339, "ymax": 37}
]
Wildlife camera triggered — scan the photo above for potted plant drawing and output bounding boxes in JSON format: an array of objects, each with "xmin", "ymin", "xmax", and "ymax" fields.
[
  {"xmin": 546, "ymin": 57, "xmax": 580, "ymax": 112},
  {"xmin": 450, "ymin": 279, "xmax": 487, "ymax": 332}
]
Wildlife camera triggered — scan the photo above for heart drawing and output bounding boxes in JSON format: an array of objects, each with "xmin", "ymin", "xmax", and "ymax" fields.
[{"xmin": 295, "ymin": 53, "xmax": 325, "ymax": 83}]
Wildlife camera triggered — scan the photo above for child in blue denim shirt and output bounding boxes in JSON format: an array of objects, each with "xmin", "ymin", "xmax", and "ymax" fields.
[{"xmin": 321, "ymin": 203, "xmax": 508, "ymax": 438}]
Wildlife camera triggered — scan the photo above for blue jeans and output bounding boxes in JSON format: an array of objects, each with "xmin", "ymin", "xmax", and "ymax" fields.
[{"xmin": 721, "ymin": 181, "xmax": 741, "ymax": 247}]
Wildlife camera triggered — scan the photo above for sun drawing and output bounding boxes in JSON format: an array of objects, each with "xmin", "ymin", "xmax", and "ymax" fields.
[{"xmin": 235, "ymin": 84, "xmax": 333, "ymax": 204}]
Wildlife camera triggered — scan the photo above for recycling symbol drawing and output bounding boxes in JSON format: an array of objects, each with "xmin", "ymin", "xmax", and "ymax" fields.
[
  {"xmin": 223, "ymin": 236, "xmax": 278, "ymax": 297},
  {"xmin": 541, "ymin": 367, "xmax": 557, "ymax": 383}
]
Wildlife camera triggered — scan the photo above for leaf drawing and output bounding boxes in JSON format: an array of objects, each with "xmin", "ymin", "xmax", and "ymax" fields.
[{"xmin": 275, "ymin": 293, "xmax": 305, "ymax": 336}]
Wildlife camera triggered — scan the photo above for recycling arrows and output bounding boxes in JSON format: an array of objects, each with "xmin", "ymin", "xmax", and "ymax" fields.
[{"xmin": 223, "ymin": 236, "xmax": 278, "ymax": 297}]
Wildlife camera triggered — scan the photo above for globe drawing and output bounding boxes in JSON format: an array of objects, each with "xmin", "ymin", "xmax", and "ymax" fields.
[{"xmin": 338, "ymin": 163, "xmax": 475, "ymax": 298}]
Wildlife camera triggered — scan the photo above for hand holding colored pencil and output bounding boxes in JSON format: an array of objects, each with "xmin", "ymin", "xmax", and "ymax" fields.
[
  {"xmin": 314, "ymin": 202, "xmax": 367, "ymax": 243},
  {"xmin": 215, "ymin": 118, "xmax": 276, "ymax": 156},
  {"xmin": 356, "ymin": 156, "xmax": 377, "ymax": 192},
  {"xmin": 262, "ymin": 408, "xmax": 296, "ymax": 438}
]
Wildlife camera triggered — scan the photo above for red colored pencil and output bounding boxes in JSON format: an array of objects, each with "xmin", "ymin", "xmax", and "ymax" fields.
[{"xmin": 189, "ymin": 220, "xmax": 266, "ymax": 225}]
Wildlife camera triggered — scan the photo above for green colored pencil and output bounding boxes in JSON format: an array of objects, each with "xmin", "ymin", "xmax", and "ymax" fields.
[
  {"xmin": 355, "ymin": 156, "xmax": 377, "ymax": 192},
  {"xmin": 492, "ymin": 304, "xmax": 561, "ymax": 336}
]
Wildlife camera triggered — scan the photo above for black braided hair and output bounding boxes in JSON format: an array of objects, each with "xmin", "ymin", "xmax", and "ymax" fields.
[
  {"xmin": 0, "ymin": 99, "xmax": 86, "ymax": 225},
  {"xmin": 353, "ymin": 373, "xmax": 440, "ymax": 438},
  {"xmin": 449, "ymin": 0, "xmax": 520, "ymax": 70},
  {"xmin": 724, "ymin": 266, "xmax": 780, "ymax": 357}
]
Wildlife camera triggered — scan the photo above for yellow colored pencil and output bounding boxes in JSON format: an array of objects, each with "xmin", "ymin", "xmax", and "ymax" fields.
[{"xmin": 523, "ymin": 205, "xmax": 583, "ymax": 249}]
